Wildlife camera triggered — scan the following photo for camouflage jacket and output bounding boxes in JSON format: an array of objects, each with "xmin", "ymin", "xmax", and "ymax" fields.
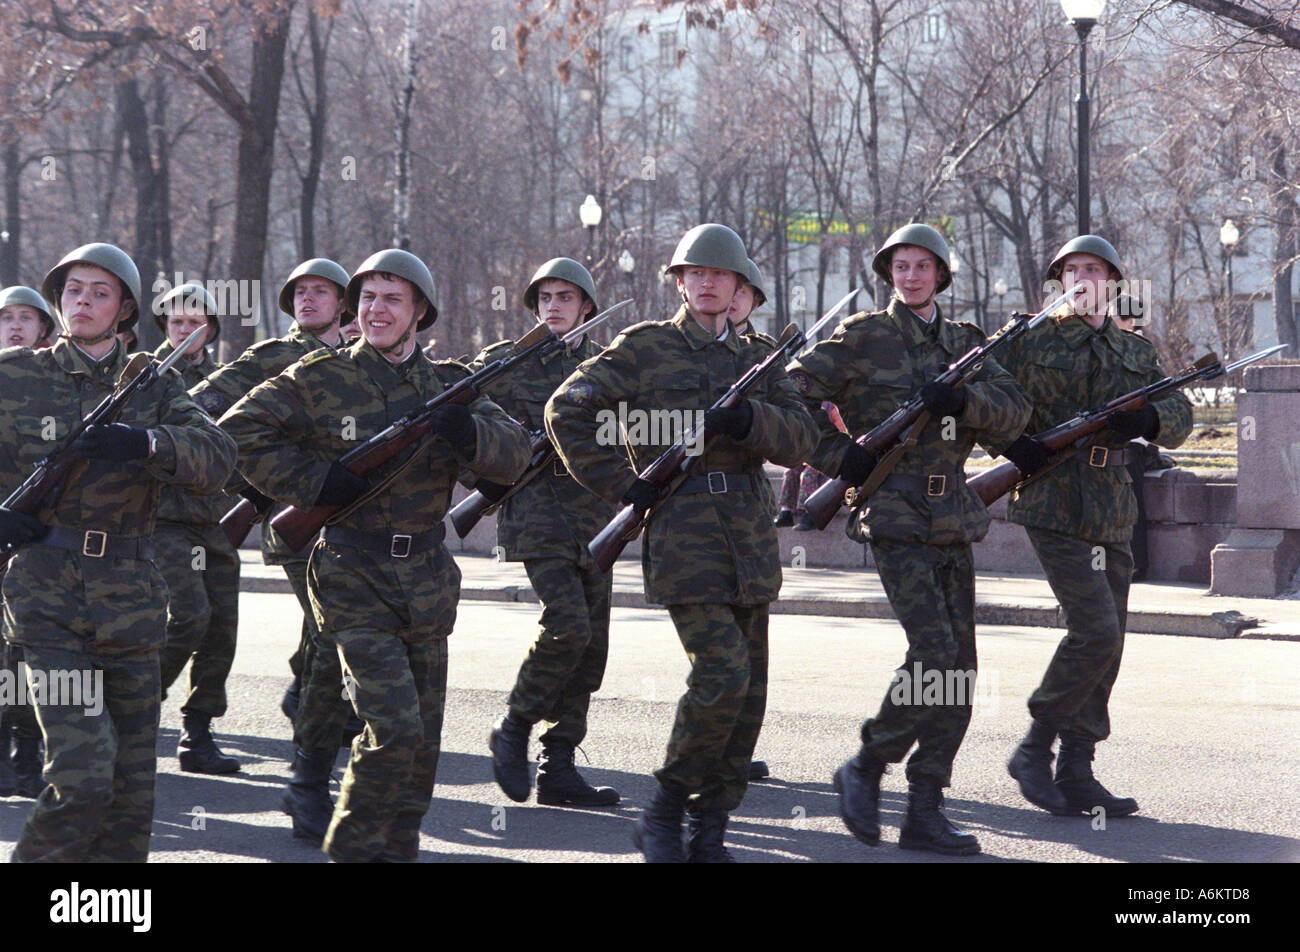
[
  {"xmin": 787, "ymin": 298, "xmax": 1032, "ymax": 546},
  {"xmin": 190, "ymin": 321, "xmax": 340, "ymax": 563},
  {"xmin": 993, "ymin": 313, "xmax": 1192, "ymax": 543},
  {"xmin": 153, "ymin": 341, "xmax": 233, "ymax": 527},
  {"xmin": 0, "ymin": 338, "xmax": 237, "ymax": 654},
  {"xmin": 220, "ymin": 338, "xmax": 530, "ymax": 642},
  {"xmin": 467, "ymin": 333, "xmax": 614, "ymax": 564},
  {"xmin": 545, "ymin": 307, "xmax": 819, "ymax": 606}
]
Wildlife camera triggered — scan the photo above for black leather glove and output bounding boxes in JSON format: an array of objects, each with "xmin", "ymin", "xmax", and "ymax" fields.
[
  {"xmin": 473, "ymin": 477, "xmax": 511, "ymax": 504},
  {"xmin": 704, "ymin": 400, "xmax": 754, "ymax": 440},
  {"xmin": 239, "ymin": 485, "xmax": 275, "ymax": 514},
  {"xmin": 72, "ymin": 423, "xmax": 151, "ymax": 462},
  {"xmin": 920, "ymin": 381, "xmax": 966, "ymax": 418},
  {"xmin": 837, "ymin": 443, "xmax": 878, "ymax": 487},
  {"xmin": 315, "ymin": 462, "xmax": 368, "ymax": 507},
  {"xmin": 622, "ymin": 478, "xmax": 662, "ymax": 516},
  {"xmin": 0, "ymin": 508, "xmax": 45, "ymax": 549},
  {"xmin": 431, "ymin": 404, "xmax": 476, "ymax": 451},
  {"xmin": 1002, "ymin": 434, "xmax": 1050, "ymax": 478},
  {"xmin": 1107, "ymin": 405, "xmax": 1159, "ymax": 442}
]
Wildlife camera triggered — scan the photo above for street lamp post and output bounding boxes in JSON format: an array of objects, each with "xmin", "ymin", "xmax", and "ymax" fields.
[
  {"xmin": 993, "ymin": 278, "xmax": 1008, "ymax": 331},
  {"xmin": 1219, "ymin": 218, "xmax": 1240, "ymax": 355},
  {"xmin": 618, "ymin": 248, "xmax": 635, "ymax": 297},
  {"xmin": 1062, "ymin": 0, "xmax": 1106, "ymax": 235},
  {"xmin": 579, "ymin": 194, "xmax": 603, "ymax": 266}
]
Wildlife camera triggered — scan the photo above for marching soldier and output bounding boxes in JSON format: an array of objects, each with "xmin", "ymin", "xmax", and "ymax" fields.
[
  {"xmin": 546, "ymin": 224, "xmax": 818, "ymax": 862},
  {"xmin": 483, "ymin": 258, "xmax": 620, "ymax": 808},
  {"xmin": 151, "ymin": 282, "xmax": 243, "ymax": 774},
  {"xmin": 0, "ymin": 243, "xmax": 236, "ymax": 861},
  {"xmin": 997, "ymin": 236, "xmax": 1191, "ymax": 818},
  {"xmin": 786, "ymin": 224, "xmax": 1031, "ymax": 855},
  {"xmin": 190, "ymin": 257, "xmax": 358, "ymax": 841},
  {"xmin": 1, "ymin": 286, "xmax": 59, "ymax": 798},
  {"xmin": 221, "ymin": 249, "xmax": 530, "ymax": 862}
]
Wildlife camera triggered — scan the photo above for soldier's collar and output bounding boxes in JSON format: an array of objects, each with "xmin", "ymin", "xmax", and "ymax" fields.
[
  {"xmin": 672, "ymin": 306, "xmax": 740, "ymax": 353},
  {"xmin": 1054, "ymin": 311, "xmax": 1106, "ymax": 347},
  {"xmin": 289, "ymin": 321, "xmax": 341, "ymax": 351},
  {"xmin": 53, "ymin": 336, "xmax": 123, "ymax": 378}
]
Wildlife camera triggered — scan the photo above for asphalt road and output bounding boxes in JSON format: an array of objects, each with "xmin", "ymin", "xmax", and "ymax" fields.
[{"xmin": 2, "ymin": 590, "xmax": 1297, "ymax": 864}]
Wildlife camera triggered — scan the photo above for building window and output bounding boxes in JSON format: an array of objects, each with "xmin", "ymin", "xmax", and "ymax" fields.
[
  {"xmin": 658, "ymin": 30, "xmax": 677, "ymax": 69},
  {"xmin": 923, "ymin": 10, "xmax": 944, "ymax": 43},
  {"xmin": 657, "ymin": 101, "xmax": 678, "ymax": 139},
  {"xmin": 620, "ymin": 38, "xmax": 635, "ymax": 72}
]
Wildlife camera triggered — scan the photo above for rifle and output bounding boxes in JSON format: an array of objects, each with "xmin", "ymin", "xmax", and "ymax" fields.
[
  {"xmin": 448, "ymin": 429, "xmax": 553, "ymax": 539},
  {"xmin": 2, "ymin": 326, "xmax": 208, "ymax": 537},
  {"xmin": 219, "ymin": 485, "xmax": 274, "ymax": 548},
  {"xmin": 967, "ymin": 343, "xmax": 1287, "ymax": 507},
  {"xmin": 266, "ymin": 299, "xmax": 632, "ymax": 553},
  {"xmin": 801, "ymin": 283, "xmax": 1085, "ymax": 530},
  {"xmin": 587, "ymin": 287, "xmax": 862, "ymax": 573}
]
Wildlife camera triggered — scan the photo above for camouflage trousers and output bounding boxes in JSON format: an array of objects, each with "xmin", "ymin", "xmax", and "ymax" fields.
[
  {"xmin": 1025, "ymin": 526, "xmax": 1132, "ymax": 742},
  {"xmin": 655, "ymin": 602, "xmax": 768, "ymax": 814},
  {"xmin": 285, "ymin": 558, "xmax": 351, "ymax": 751},
  {"xmin": 507, "ymin": 558, "xmax": 612, "ymax": 747},
  {"xmin": 156, "ymin": 523, "xmax": 240, "ymax": 718},
  {"xmin": 323, "ymin": 631, "xmax": 447, "ymax": 863},
  {"xmin": 1, "ymin": 643, "xmax": 39, "ymax": 738},
  {"xmin": 862, "ymin": 539, "xmax": 978, "ymax": 786},
  {"xmin": 11, "ymin": 645, "xmax": 160, "ymax": 863}
]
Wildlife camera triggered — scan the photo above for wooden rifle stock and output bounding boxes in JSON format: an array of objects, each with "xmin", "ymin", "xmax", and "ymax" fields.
[{"xmin": 448, "ymin": 430, "xmax": 553, "ymax": 539}]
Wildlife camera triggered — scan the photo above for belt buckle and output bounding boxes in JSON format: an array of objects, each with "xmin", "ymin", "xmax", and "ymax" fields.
[
  {"xmin": 390, "ymin": 534, "xmax": 413, "ymax": 559},
  {"xmin": 706, "ymin": 471, "xmax": 727, "ymax": 494},
  {"xmin": 552, "ymin": 458, "xmax": 568, "ymax": 477},
  {"xmin": 1088, "ymin": 446, "xmax": 1109, "ymax": 468},
  {"xmin": 926, "ymin": 475, "xmax": 947, "ymax": 497},
  {"xmin": 83, "ymin": 530, "xmax": 108, "ymax": 558}
]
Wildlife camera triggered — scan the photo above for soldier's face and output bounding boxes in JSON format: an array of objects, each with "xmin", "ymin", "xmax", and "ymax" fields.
[
  {"xmin": 340, "ymin": 316, "xmax": 362, "ymax": 343},
  {"xmin": 890, "ymin": 246, "xmax": 940, "ymax": 310},
  {"xmin": 293, "ymin": 277, "xmax": 345, "ymax": 333},
  {"xmin": 166, "ymin": 305, "xmax": 211, "ymax": 356},
  {"xmin": 358, "ymin": 274, "xmax": 424, "ymax": 353},
  {"xmin": 1059, "ymin": 253, "xmax": 1113, "ymax": 318},
  {"xmin": 61, "ymin": 264, "xmax": 128, "ymax": 342},
  {"xmin": 676, "ymin": 267, "xmax": 739, "ymax": 318},
  {"xmin": 727, "ymin": 283, "xmax": 757, "ymax": 326},
  {"xmin": 535, "ymin": 278, "xmax": 592, "ymax": 337},
  {"xmin": 1, "ymin": 305, "xmax": 46, "ymax": 348}
]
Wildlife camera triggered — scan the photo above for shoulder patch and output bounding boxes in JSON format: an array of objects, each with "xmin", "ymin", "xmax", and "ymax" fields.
[
  {"xmin": 195, "ymin": 387, "xmax": 232, "ymax": 416},
  {"xmin": 787, "ymin": 370, "xmax": 812, "ymax": 395},
  {"xmin": 563, "ymin": 382, "xmax": 595, "ymax": 406}
]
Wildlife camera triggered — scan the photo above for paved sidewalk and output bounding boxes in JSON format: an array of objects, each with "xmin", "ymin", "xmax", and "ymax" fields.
[{"xmin": 238, "ymin": 550, "xmax": 1300, "ymax": 641}]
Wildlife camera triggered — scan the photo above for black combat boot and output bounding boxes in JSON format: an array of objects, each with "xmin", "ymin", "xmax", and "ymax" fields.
[
  {"xmin": 898, "ymin": 777, "xmax": 981, "ymax": 856},
  {"xmin": 832, "ymin": 746, "xmax": 886, "ymax": 845},
  {"xmin": 772, "ymin": 509, "xmax": 794, "ymax": 528},
  {"xmin": 748, "ymin": 760, "xmax": 770, "ymax": 782},
  {"xmin": 535, "ymin": 742, "xmax": 619, "ymax": 807},
  {"xmin": 686, "ymin": 812, "xmax": 736, "ymax": 863},
  {"xmin": 177, "ymin": 711, "xmax": 241, "ymax": 774},
  {"xmin": 1055, "ymin": 736, "xmax": 1139, "ymax": 817},
  {"xmin": 0, "ymin": 731, "xmax": 15, "ymax": 797},
  {"xmin": 488, "ymin": 711, "xmax": 533, "ymax": 802},
  {"xmin": 282, "ymin": 746, "xmax": 336, "ymax": 843},
  {"xmin": 11, "ymin": 732, "xmax": 43, "ymax": 798},
  {"xmin": 280, "ymin": 681, "xmax": 300, "ymax": 725},
  {"xmin": 1007, "ymin": 718, "xmax": 1073, "ymax": 815},
  {"xmin": 633, "ymin": 781, "xmax": 687, "ymax": 863}
]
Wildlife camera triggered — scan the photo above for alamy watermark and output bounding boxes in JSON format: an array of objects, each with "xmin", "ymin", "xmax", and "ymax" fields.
[
  {"xmin": 595, "ymin": 402, "xmax": 705, "ymax": 456},
  {"xmin": 0, "ymin": 662, "xmax": 104, "ymax": 716}
]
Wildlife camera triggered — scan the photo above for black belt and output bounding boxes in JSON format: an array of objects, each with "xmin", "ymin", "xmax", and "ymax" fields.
[
  {"xmin": 878, "ymin": 472, "xmax": 962, "ymax": 497},
  {"xmin": 1070, "ymin": 446, "xmax": 1131, "ymax": 469},
  {"xmin": 321, "ymin": 524, "xmax": 446, "ymax": 559},
  {"xmin": 677, "ymin": 473, "xmax": 759, "ymax": 495},
  {"xmin": 36, "ymin": 526, "xmax": 157, "ymax": 561}
]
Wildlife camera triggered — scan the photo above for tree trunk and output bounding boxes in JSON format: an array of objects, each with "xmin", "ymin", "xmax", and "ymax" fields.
[
  {"xmin": 118, "ymin": 76, "xmax": 164, "ymax": 350},
  {"xmin": 1, "ymin": 139, "xmax": 19, "ymax": 287},
  {"xmin": 393, "ymin": 0, "xmax": 419, "ymax": 251},
  {"xmin": 1271, "ymin": 136, "xmax": 1297, "ymax": 356},
  {"xmin": 221, "ymin": 10, "xmax": 291, "ymax": 361}
]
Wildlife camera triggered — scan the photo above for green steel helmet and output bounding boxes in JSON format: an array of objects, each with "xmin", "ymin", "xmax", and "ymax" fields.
[
  {"xmin": 42, "ymin": 242, "xmax": 142, "ymax": 331},
  {"xmin": 346, "ymin": 248, "xmax": 439, "ymax": 331},
  {"xmin": 744, "ymin": 258, "xmax": 767, "ymax": 308},
  {"xmin": 666, "ymin": 223, "xmax": 750, "ymax": 279},
  {"xmin": 1045, "ymin": 234, "xmax": 1123, "ymax": 284},
  {"xmin": 524, "ymin": 257, "xmax": 598, "ymax": 315},
  {"xmin": 0, "ymin": 285, "xmax": 57, "ymax": 342},
  {"xmin": 154, "ymin": 281, "xmax": 221, "ymax": 344},
  {"xmin": 872, "ymin": 223, "xmax": 952, "ymax": 293},
  {"xmin": 278, "ymin": 257, "xmax": 351, "ymax": 317}
]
